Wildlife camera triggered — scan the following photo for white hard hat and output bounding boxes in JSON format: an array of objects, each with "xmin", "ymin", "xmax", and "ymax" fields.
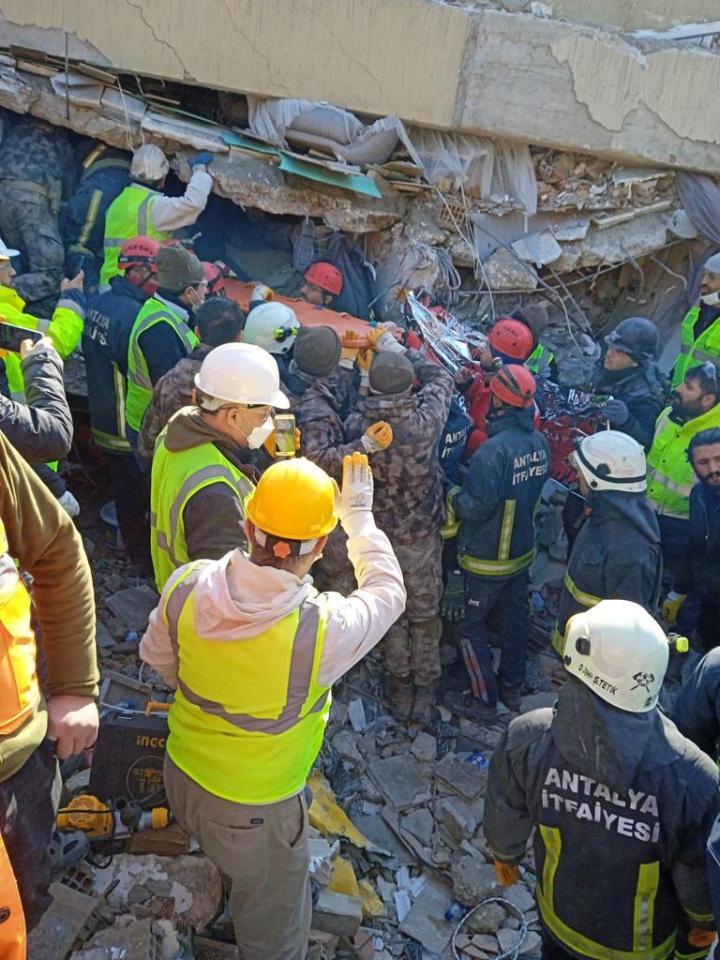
[
  {"xmin": 563, "ymin": 599, "xmax": 669, "ymax": 713},
  {"xmin": 704, "ymin": 252, "xmax": 720, "ymax": 277},
  {"xmin": 243, "ymin": 302, "xmax": 300, "ymax": 356},
  {"xmin": 131, "ymin": 144, "xmax": 170, "ymax": 183},
  {"xmin": 572, "ymin": 430, "xmax": 647, "ymax": 493},
  {"xmin": 0, "ymin": 237, "xmax": 20, "ymax": 261},
  {"xmin": 194, "ymin": 343, "xmax": 290, "ymax": 410}
]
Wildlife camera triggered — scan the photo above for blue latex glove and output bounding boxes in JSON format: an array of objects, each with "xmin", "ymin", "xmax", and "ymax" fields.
[
  {"xmin": 602, "ymin": 398, "xmax": 629, "ymax": 426},
  {"xmin": 190, "ymin": 152, "xmax": 215, "ymax": 169}
]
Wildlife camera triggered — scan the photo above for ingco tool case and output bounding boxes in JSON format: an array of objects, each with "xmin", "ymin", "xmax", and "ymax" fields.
[{"xmin": 89, "ymin": 704, "xmax": 169, "ymax": 808}]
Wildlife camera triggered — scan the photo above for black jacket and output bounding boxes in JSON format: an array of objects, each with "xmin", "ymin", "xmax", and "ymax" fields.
[
  {"xmin": 0, "ymin": 347, "xmax": 72, "ymax": 464},
  {"xmin": 675, "ymin": 482, "xmax": 720, "ymax": 601},
  {"xmin": 83, "ymin": 276, "xmax": 148, "ymax": 451},
  {"xmin": 593, "ymin": 362, "xmax": 667, "ymax": 451},
  {"xmin": 555, "ymin": 491, "xmax": 663, "ymax": 643},
  {"xmin": 485, "ymin": 678, "xmax": 718, "ymax": 957},
  {"xmin": 672, "ymin": 649, "xmax": 720, "ymax": 759},
  {"xmin": 453, "ymin": 408, "xmax": 549, "ymax": 577}
]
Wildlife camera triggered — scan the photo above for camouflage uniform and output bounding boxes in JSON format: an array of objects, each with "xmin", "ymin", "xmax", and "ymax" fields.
[
  {"xmin": 138, "ymin": 344, "xmax": 211, "ymax": 461},
  {"xmin": 0, "ymin": 118, "xmax": 77, "ymax": 310},
  {"xmin": 344, "ymin": 349, "xmax": 454, "ymax": 685}
]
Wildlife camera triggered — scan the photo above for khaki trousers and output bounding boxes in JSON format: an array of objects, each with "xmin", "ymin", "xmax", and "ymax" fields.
[{"xmin": 164, "ymin": 756, "xmax": 311, "ymax": 960}]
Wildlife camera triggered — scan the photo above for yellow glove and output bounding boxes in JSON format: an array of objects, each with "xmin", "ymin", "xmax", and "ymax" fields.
[
  {"xmin": 661, "ymin": 592, "xmax": 687, "ymax": 627},
  {"xmin": 361, "ymin": 421, "xmax": 393, "ymax": 454},
  {"xmin": 264, "ymin": 427, "xmax": 302, "ymax": 458},
  {"xmin": 367, "ymin": 324, "xmax": 404, "ymax": 354},
  {"xmin": 341, "ymin": 329, "xmax": 361, "ymax": 362},
  {"xmin": 494, "ymin": 861, "xmax": 520, "ymax": 887},
  {"xmin": 356, "ymin": 348, "xmax": 374, "ymax": 373}
]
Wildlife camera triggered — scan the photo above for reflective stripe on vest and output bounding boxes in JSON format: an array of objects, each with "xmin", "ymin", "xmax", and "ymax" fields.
[
  {"xmin": 0, "ymin": 522, "xmax": 40, "ymax": 737},
  {"xmin": 460, "ymin": 547, "xmax": 534, "ymax": 577},
  {"xmin": 125, "ymin": 302, "xmax": 198, "ymax": 432},
  {"xmin": 163, "ymin": 562, "xmax": 331, "ymax": 804},
  {"xmin": 101, "ymin": 185, "xmax": 170, "ymax": 285},
  {"xmin": 562, "ymin": 572, "xmax": 602, "ymax": 609},
  {"xmin": 537, "ymin": 825, "xmax": 673, "ymax": 960},
  {"xmin": 673, "ymin": 305, "xmax": 720, "ymax": 389},
  {"xmin": 440, "ymin": 485, "xmax": 461, "ymax": 540}
]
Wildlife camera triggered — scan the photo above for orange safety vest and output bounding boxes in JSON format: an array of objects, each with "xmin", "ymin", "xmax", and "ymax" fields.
[
  {"xmin": 0, "ymin": 833, "xmax": 25, "ymax": 960},
  {"xmin": 0, "ymin": 519, "xmax": 39, "ymax": 736}
]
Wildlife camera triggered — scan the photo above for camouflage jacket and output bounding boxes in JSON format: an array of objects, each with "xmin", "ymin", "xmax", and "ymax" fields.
[
  {"xmin": 283, "ymin": 364, "xmax": 362, "ymax": 481},
  {"xmin": 138, "ymin": 344, "xmax": 211, "ymax": 460},
  {"xmin": 0, "ymin": 118, "xmax": 76, "ymax": 196},
  {"xmin": 344, "ymin": 349, "xmax": 454, "ymax": 543}
]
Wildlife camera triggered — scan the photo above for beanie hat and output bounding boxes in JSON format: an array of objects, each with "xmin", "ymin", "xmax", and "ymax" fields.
[
  {"xmin": 156, "ymin": 246, "xmax": 204, "ymax": 293},
  {"xmin": 369, "ymin": 351, "xmax": 414, "ymax": 395},
  {"xmin": 511, "ymin": 303, "xmax": 550, "ymax": 342},
  {"xmin": 294, "ymin": 326, "xmax": 342, "ymax": 378}
]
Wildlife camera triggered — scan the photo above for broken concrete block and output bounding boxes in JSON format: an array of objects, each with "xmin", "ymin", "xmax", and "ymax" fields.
[
  {"xmin": 312, "ymin": 890, "xmax": 363, "ymax": 937},
  {"xmin": 91, "ymin": 854, "xmax": 222, "ymax": 929},
  {"xmin": 520, "ymin": 930, "xmax": 542, "ymax": 954},
  {"xmin": 28, "ymin": 882, "xmax": 98, "ymax": 960},
  {"xmin": 70, "ymin": 917, "xmax": 161, "ymax": 960},
  {"xmin": 435, "ymin": 752, "xmax": 487, "ymax": 801},
  {"xmin": 347, "ymin": 698, "xmax": 367, "ymax": 732},
  {"xmin": 482, "ymin": 247, "xmax": 538, "ymax": 291},
  {"xmin": 105, "ymin": 584, "xmax": 159, "ymax": 632},
  {"xmin": 332, "ymin": 729, "xmax": 362, "ymax": 763},
  {"xmin": 410, "ymin": 730, "xmax": 437, "ymax": 762},
  {"xmin": 469, "ymin": 932, "xmax": 501, "ymax": 953},
  {"xmin": 468, "ymin": 901, "xmax": 506, "ymax": 934},
  {"xmin": 367, "ymin": 755, "xmax": 431, "ymax": 810},
  {"xmin": 399, "ymin": 874, "xmax": 454, "ymax": 955},
  {"xmin": 400, "ymin": 808, "xmax": 435, "ymax": 846},
  {"xmin": 95, "ymin": 621, "xmax": 114, "ymax": 648},
  {"xmin": 497, "ymin": 926, "xmax": 530, "ymax": 955},
  {"xmin": 503, "ymin": 882, "xmax": 536, "ymax": 913},
  {"xmin": 452, "ymin": 855, "xmax": 500, "ymax": 907},
  {"xmin": 194, "ymin": 936, "xmax": 242, "ymax": 959},
  {"xmin": 437, "ymin": 797, "xmax": 478, "ymax": 845}
]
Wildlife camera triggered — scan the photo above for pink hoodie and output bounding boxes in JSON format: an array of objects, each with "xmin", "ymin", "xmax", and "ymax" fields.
[{"xmin": 140, "ymin": 511, "xmax": 406, "ymax": 688}]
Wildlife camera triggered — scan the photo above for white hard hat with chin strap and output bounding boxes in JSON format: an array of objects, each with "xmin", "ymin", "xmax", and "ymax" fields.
[
  {"xmin": 701, "ymin": 252, "xmax": 720, "ymax": 305},
  {"xmin": 572, "ymin": 430, "xmax": 647, "ymax": 494},
  {"xmin": 194, "ymin": 342, "xmax": 290, "ymax": 410},
  {"xmin": 562, "ymin": 599, "xmax": 669, "ymax": 713}
]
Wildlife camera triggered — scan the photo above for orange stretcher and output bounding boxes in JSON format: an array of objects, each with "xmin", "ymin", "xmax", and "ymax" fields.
[{"xmin": 224, "ymin": 280, "xmax": 372, "ymax": 342}]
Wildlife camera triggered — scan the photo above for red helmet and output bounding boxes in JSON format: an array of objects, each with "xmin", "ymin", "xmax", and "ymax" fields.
[
  {"xmin": 489, "ymin": 364, "xmax": 537, "ymax": 408},
  {"xmin": 202, "ymin": 261, "xmax": 228, "ymax": 296},
  {"xmin": 117, "ymin": 236, "xmax": 160, "ymax": 272},
  {"xmin": 488, "ymin": 318, "xmax": 534, "ymax": 361},
  {"xmin": 304, "ymin": 261, "xmax": 343, "ymax": 296}
]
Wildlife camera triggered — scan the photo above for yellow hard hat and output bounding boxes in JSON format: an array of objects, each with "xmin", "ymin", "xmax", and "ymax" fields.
[{"xmin": 245, "ymin": 457, "xmax": 338, "ymax": 541}]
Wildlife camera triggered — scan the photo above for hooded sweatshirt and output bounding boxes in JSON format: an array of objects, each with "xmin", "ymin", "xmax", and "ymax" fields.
[
  {"xmin": 593, "ymin": 362, "xmax": 667, "ymax": 451},
  {"xmin": 485, "ymin": 677, "xmax": 718, "ymax": 957},
  {"xmin": 555, "ymin": 490, "xmax": 662, "ymax": 640},
  {"xmin": 140, "ymin": 510, "xmax": 406, "ymax": 692}
]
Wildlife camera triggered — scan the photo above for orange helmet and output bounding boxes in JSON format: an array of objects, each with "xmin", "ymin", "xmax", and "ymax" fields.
[
  {"xmin": 489, "ymin": 364, "xmax": 537, "ymax": 408},
  {"xmin": 304, "ymin": 261, "xmax": 343, "ymax": 296},
  {"xmin": 117, "ymin": 236, "xmax": 160, "ymax": 272},
  {"xmin": 488, "ymin": 318, "xmax": 534, "ymax": 361}
]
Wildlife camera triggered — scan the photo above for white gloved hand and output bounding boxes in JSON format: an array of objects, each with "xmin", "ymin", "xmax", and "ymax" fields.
[
  {"xmin": 375, "ymin": 331, "xmax": 405, "ymax": 354},
  {"xmin": 336, "ymin": 452, "xmax": 374, "ymax": 523},
  {"xmin": 251, "ymin": 283, "xmax": 274, "ymax": 303},
  {"xmin": 58, "ymin": 489, "xmax": 80, "ymax": 518}
]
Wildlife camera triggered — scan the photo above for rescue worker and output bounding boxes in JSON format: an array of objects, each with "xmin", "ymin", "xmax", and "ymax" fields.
[
  {"xmin": 592, "ymin": 316, "xmax": 666, "ymax": 451},
  {"xmin": 456, "ymin": 318, "xmax": 535, "ymax": 458},
  {"xmin": 511, "ymin": 303, "xmax": 557, "ymax": 379},
  {"xmin": 243, "ymin": 301, "xmax": 300, "ymax": 377},
  {"xmin": 139, "ymin": 298, "xmax": 245, "ymax": 460},
  {"xmin": 673, "ymin": 252, "xmax": 720, "ymax": 390},
  {"xmin": 100, "ymin": 144, "xmax": 213, "ymax": 287},
  {"xmin": 150, "ymin": 342, "xmax": 288, "ymax": 591},
  {"xmin": 140, "ymin": 453, "xmax": 404, "ymax": 960},
  {"xmin": 0, "ymin": 431, "xmax": 98, "ymax": 937},
  {"xmin": 83, "ymin": 236, "xmax": 159, "ymax": 560},
  {"xmin": 672, "ymin": 647, "xmax": 720, "ymax": 758},
  {"xmin": 300, "ymin": 261, "xmax": 344, "ymax": 307},
  {"xmin": 443, "ymin": 365, "xmax": 550, "ymax": 721},
  {"xmin": 125, "ymin": 245, "xmax": 207, "ymax": 449},
  {"xmin": 344, "ymin": 329, "xmax": 454, "ymax": 722},
  {"xmin": 61, "ymin": 145, "xmax": 131, "ymax": 292},
  {"xmin": 552, "ymin": 431, "xmax": 662, "ymax": 653},
  {"xmin": 485, "ymin": 599, "xmax": 719, "ymax": 960},
  {"xmin": 663, "ymin": 428, "xmax": 720, "ymax": 651},
  {"xmin": 0, "ymin": 117, "xmax": 77, "ymax": 311},
  {"xmin": 648, "ymin": 364, "xmax": 720, "ymax": 613}
]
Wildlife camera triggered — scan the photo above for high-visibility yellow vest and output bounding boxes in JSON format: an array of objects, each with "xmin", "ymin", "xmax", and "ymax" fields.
[
  {"xmin": 163, "ymin": 561, "xmax": 332, "ymax": 804},
  {"xmin": 125, "ymin": 298, "xmax": 198, "ymax": 433},
  {"xmin": 100, "ymin": 184, "xmax": 170, "ymax": 286},
  {"xmin": 527, "ymin": 343, "xmax": 555, "ymax": 378},
  {"xmin": 0, "ymin": 520, "xmax": 39, "ymax": 738},
  {"xmin": 672, "ymin": 304, "xmax": 720, "ymax": 389},
  {"xmin": 647, "ymin": 404, "xmax": 720, "ymax": 518},
  {"xmin": 150, "ymin": 431, "xmax": 254, "ymax": 590}
]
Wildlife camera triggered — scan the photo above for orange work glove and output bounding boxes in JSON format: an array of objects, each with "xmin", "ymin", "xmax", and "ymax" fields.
[
  {"xmin": 341, "ymin": 330, "xmax": 361, "ymax": 362},
  {"xmin": 356, "ymin": 348, "xmax": 374, "ymax": 374},
  {"xmin": 688, "ymin": 930, "xmax": 715, "ymax": 949},
  {"xmin": 361, "ymin": 421, "xmax": 393, "ymax": 454},
  {"xmin": 494, "ymin": 861, "xmax": 520, "ymax": 887},
  {"xmin": 264, "ymin": 427, "xmax": 302, "ymax": 458}
]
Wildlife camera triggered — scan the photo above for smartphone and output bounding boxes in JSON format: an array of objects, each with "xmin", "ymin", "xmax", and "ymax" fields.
[
  {"xmin": 273, "ymin": 413, "xmax": 296, "ymax": 458},
  {"xmin": 0, "ymin": 323, "xmax": 42, "ymax": 353}
]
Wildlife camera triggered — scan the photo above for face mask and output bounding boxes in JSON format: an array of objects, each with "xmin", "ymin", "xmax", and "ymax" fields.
[
  {"xmin": 245, "ymin": 415, "xmax": 274, "ymax": 449},
  {"xmin": 701, "ymin": 291, "xmax": 720, "ymax": 306}
]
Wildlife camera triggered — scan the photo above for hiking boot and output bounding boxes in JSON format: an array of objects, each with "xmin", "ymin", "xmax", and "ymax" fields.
[
  {"xmin": 385, "ymin": 675, "xmax": 415, "ymax": 721},
  {"xmin": 498, "ymin": 683, "xmax": 522, "ymax": 712},
  {"xmin": 442, "ymin": 689, "xmax": 497, "ymax": 723},
  {"xmin": 411, "ymin": 683, "xmax": 438, "ymax": 725}
]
